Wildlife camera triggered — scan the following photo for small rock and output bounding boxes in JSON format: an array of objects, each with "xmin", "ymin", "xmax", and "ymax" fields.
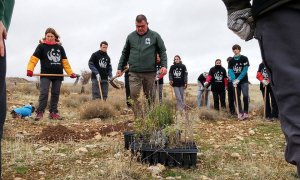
[
  {"xmin": 75, "ymin": 160, "xmax": 82, "ymax": 164},
  {"xmin": 38, "ymin": 171, "xmax": 45, "ymax": 175},
  {"xmin": 56, "ymin": 153, "xmax": 66, "ymax": 157},
  {"xmin": 75, "ymin": 147, "xmax": 88, "ymax": 154},
  {"xmin": 99, "ymin": 170, "xmax": 105, "ymax": 175},
  {"xmin": 231, "ymin": 153, "xmax": 241, "ymax": 159},
  {"xmin": 94, "ymin": 134, "xmax": 102, "ymax": 140},
  {"xmin": 85, "ymin": 144, "xmax": 97, "ymax": 149},
  {"xmin": 249, "ymin": 130, "xmax": 255, "ymax": 135},
  {"xmin": 35, "ymin": 146, "xmax": 50, "ymax": 154},
  {"xmin": 107, "ymin": 131, "xmax": 119, "ymax": 137},
  {"xmin": 114, "ymin": 152, "xmax": 122, "ymax": 159},
  {"xmin": 175, "ymin": 176, "xmax": 182, "ymax": 179},
  {"xmin": 199, "ymin": 175, "xmax": 212, "ymax": 180},
  {"xmin": 166, "ymin": 177, "xmax": 175, "ymax": 180},
  {"xmin": 236, "ymin": 136, "xmax": 244, "ymax": 141}
]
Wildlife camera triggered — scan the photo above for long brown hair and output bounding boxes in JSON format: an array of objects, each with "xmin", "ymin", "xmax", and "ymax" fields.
[{"xmin": 43, "ymin": 27, "xmax": 60, "ymax": 42}]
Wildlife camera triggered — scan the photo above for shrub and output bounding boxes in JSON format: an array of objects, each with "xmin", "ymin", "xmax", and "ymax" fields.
[{"xmin": 80, "ymin": 100, "xmax": 119, "ymax": 119}]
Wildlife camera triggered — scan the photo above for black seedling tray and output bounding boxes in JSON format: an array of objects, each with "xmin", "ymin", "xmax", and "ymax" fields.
[{"xmin": 124, "ymin": 131, "xmax": 198, "ymax": 168}]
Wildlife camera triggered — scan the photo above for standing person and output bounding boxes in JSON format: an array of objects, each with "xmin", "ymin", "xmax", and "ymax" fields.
[
  {"xmin": 226, "ymin": 57, "xmax": 235, "ymax": 115},
  {"xmin": 27, "ymin": 27, "xmax": 77, "ymax": 121},
  {"xmin": 256, "ymin": 61, "xmax": 278, "ymax": 120},
  {"xmin": 205, "ymin": 59, "xmax": 228, "ymax": 111},
  {"xmin": 222, "ymin": 0, "xmax": 300, "ymax": 176},
  {"xmin": 116, "ymin": 14, "xmax": 168, "ymax": 117},
  {"xmin": 88, "ymin": 41, "xmax": 112, "ymax": 100},
  {"xmin": 154, "ymin": 54, "xmax": 164, "ymax": 104},
  {"xmin": 196, "ymin": 72, "xmax": 211, "ymax": 109},
  {"xmin": 169, "ymin": 55, "xmax": 188, "ymax": 111},
  {"xmin": 228, "ymin": 44, "xmax": 250, "ymax": 120},
  {"xmin": 0, "ymin": 0, "xmax": 15, "ymax": 176}
]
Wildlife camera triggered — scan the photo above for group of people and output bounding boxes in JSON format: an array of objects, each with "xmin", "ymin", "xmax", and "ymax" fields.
[
  {"xmin": 196, "ymin": 44, "xmax": 278, "ymax": 121},
  {"xmin": 1, "ymin": 0, "xmax": 300, "ymax": 177}
]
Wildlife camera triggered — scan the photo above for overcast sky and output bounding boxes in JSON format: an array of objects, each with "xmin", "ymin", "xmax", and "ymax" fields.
[{"xmin": 6, "ymin": 0, "xmax": 262, "ymax": 83}]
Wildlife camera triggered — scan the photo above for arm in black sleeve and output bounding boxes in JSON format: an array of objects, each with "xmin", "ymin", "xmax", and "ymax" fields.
[{"xmin": 222, "ymin": 0, "xmax": 251, "ymax": 14}]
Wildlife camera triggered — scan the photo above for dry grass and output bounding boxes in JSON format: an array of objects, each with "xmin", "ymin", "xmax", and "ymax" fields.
[
  {"xmin": 2, "ymin": 81, "xmax": 298, "ymax": 180},
  {"xmin": 80, "ymin": 100, "xmax": 120, "ymax": 119}
]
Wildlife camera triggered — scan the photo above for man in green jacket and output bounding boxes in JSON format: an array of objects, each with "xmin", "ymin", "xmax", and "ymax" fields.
[
  {"xmin": 0, "ymin": 0, "xmax": 15, "ymax": 176},
  {"xmin": 116, "ymin": 14, "xmax": 168, "ymax": 117}
]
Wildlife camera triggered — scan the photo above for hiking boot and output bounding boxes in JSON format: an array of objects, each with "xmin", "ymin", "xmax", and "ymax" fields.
[
  {"xmin": 35, "ymin": 112, "xmax": 44, "ymax": 121},
  {"xmin": 49, "ymin": 112, "xmax": 63, "ymax": 120}
]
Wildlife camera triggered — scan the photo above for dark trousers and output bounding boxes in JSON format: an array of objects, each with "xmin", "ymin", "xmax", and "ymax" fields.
[
  {"xmin": 261, "ymin": 85, "xmax": 278, "ymax": 119},
  {"xmin": 255, "ymin": 1, "xmax": 300, "ymax": 175},
  {"xmin": 233, "ymin": 82, "xmax": 249, "ymax": 114},
  {"xmin": 0, "ymin": 42, "xmax": 6, "ymax": 176},
  {"xmin": 125, "ymin": 72, "xmax": 131, "ymax": 107},
  {"xmin": 91, "ymin": 79, "xmax": 109, "ymax": 100},
  {"xmin": 227, "ymin": 82, "xmax": 235, "ymax": 114},
  {"xmin": 37, "ymin": 78, "xmax": 62, "ymax": 113},
  {"xmin": 212, "ymin": 90, "xmax": 226, "ymax": 111}
]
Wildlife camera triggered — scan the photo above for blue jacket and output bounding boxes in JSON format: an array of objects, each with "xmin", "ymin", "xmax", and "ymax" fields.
[{"xmin": 13, "ymin": 105, "xmax": 33, "ymax": 117}]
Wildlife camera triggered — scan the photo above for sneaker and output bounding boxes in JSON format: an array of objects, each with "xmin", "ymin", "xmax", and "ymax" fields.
[
  {"xmin": 35, "ymin": 112, "xmax": 44, "ymax": 121},
  {"xmin": 238, "ymin": 113, "xmax": 244, "ymax": 120},
  {"xmin": 49, "ymin": 112, "xmax": 63, "ymax": 120},
  {"xmin": 243, "ymin": 113, "xmax": 249, "ymax": 119}
]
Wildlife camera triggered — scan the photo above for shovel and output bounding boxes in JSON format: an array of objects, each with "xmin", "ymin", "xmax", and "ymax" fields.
[
  {"xmin": 234, "ymin": 86, "xmax": 240, "ymax": 119},
  {"xmin": 109, "ymin": 68, "xmax": 129, "ymax": 89},
  {"xmin": 264, "ymin": 85, "xmax": 267, "ymax": 119},
  {"xmin": 32, "ymin": 73, "xmax": 80, "ymax": 86}
]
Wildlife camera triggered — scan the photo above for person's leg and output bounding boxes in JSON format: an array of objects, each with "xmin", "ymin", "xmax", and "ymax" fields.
[
  {"xmin": 124, "ymin": 72, "xmax": 131, "ymax": 107},
  {"xmin": 206, "ymin": 90, "xmax": 211, "ymax": 109},
  {"xmin": 100, "ymin": 81, "xmax": 109, "ymax": 101},
  {"xmin": 212, "ymin": 91, "xmax": 219, "ymax": 110},
  {"xmin": 235, "ymin": 85, "xmax": 243, "ymax": 114},
  {"xmin": 228, "ymin": 82, "xmax": 235, "ymax": 115},
  {"xmin": 37, "ymin": 78, "xmax": 51, "ymax": 113},
  {"xmin": 142, "ymin": 72, "xmax": 156, "ymax": 105},
  {"xmin": 240, "ymin": 82, "xmax": 249, "ymax": 114},
  {"xmin": 91, "ymin": 78, "xmax": 100, "ymax": 100},
  {"xmin": 129, "ymin": 72, "xmax": 143, "ymax": 117},
  {"xmin": 270, "ymin": 87, "xmax": 279, "ymax": 119},
  {"xmin": 0, "ymin": 44, "xmax": 6, "ymax": 176},
  {"xmin": 179, "ymin": 86, "xmax": 185, "ymax": 110},
  {"xmin": 255, "ymin": 1, "xmax": 300, "ymax": 175},
  {"xmin": 196, "ymin": 88, "xmax": 203, "ymax": 107},
  {"xmin": 173, "ymin": 87, "xmax": 184, "ymax": 110},
  {"xmin": 159, "ymin": 84, "xmax": 163, "ymax": 104},
  {"xmin": 49, "ymin": 79, "xmax": 62, "ymax": 114},
  {"xmin": 220, "ymin": 90, "xmax": 226, "ymax": 110}
]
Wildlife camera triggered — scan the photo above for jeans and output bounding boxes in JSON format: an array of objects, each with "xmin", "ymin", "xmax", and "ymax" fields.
[
  {"xmin": 91, "ymin": 78, "xmax": 109, "ymax": 100},
  {"xmin": 197, "ymin": 88, "xmax": 210, "ymax": 109},
  {"xmin": 173, "ymin": 86, "xmax": 185, "ymax": 110},
  {"xmin": 233, "ymin": 82, "xmax": 249, "ymax": 114}
]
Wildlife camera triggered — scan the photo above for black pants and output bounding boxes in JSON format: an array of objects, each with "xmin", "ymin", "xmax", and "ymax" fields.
[
  {"xmin": 227, "ymin": 82, "xmax": 235, "ymax": 114},
  {"xmin": 0, "ymin": 42, "xmax": 6, "ymax": 176},
  {"xmin": 212, "ymin": 90, "xmax": 226, "ymax": 111},
  {"xmin": 260, "ymin": 85, "xmax": 278, "ymax": 119},
  {"xmin": 37, "ymin": 78, "xmax": 62, "ymax": 113},
  {"xmin": 255, "ymin": 1, "xmax": 300, "ymax": 175}
]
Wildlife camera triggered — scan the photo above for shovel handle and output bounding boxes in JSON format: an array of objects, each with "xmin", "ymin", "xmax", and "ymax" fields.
[
  {"xmin": 110, "ymin": 68, "xmax": 129, "ymax": 81},
  {"xmin": 33, "ymin": 74, "xmax": 70, "ymax": 77}
]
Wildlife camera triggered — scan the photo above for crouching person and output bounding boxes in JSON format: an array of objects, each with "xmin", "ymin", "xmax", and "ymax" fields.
[{"xmin": 11, "ymin": 104, "xmax": 35, "ymax": 119}]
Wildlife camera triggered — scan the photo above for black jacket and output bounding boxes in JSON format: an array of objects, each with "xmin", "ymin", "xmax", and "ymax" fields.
[
  {"xmin": 88, "ymin": 50, "xmax": 112, "ymax": 80},
  {"xmin": 223, "ymin": 0, "xmax": 293, "ymax": 18}
]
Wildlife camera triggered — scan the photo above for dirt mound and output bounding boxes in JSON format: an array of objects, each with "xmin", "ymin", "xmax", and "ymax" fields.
[
  {"xmin": 37, "ymin": 124, "xmax": 81, "ymax": 142},
  {"xmin": 37, "ymin": 121, "xmax": 133, "ymax": 143}
]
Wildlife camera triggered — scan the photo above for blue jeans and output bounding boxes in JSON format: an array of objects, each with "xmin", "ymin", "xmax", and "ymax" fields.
[
  {"xmin": 91, "ymin": 79, "xmax": 109, "ymax": 100},
  {"xmin": 173, "ymin": 86, "xmax": 185, "ymax": 110},
  {"xmin": 197, "ymin": 88, "xmax": 210, "ymax": 109},
  {"xmin": 234, "ymin": 82, "xmax": 249, "ymax": 114}
]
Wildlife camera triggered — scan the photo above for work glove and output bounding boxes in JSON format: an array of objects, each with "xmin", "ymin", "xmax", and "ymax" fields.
[
  {"xmin": 227, "ymin": 8, "xmax": 254, "ymax": 41},
  {"xmin": 233, "ymin": 79, "xmax": 240, "ymax": 87},
  {"xmin": 27, "ymin": 70, "xmax": 33, "ymax": 77},
  {"xmin": 169, "ymin": 81, "xmax": 173, "ymax": 86},
  {"xmin": 203, "ymin": 82, "xmax": 209, "ymax": 88},
  {"xmin": 70, "ymin": 73, "xmax": 77, "ymax": 78},
  {"xmin": 262, "ymin": 79, "xmax": 269, "ymax": 86},
  {"xmin": 96, "ymin": 74, "xmax": 101, "ymax": 80},
  {"xmin": 160, "ymin": 67, "xmax": 167, "ymax": 75}
]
